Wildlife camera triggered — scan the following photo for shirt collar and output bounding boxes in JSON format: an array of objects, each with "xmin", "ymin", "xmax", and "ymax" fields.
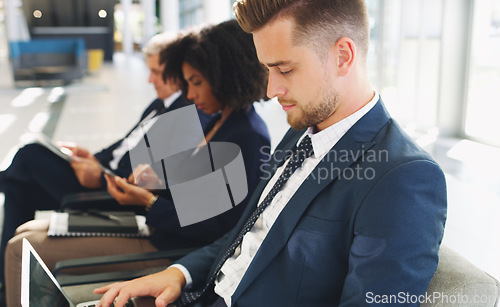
[
  {"xmin": 298, "ymin": 91, "xmax": 380, "ymax": 158},
  {"xmin": 163, "ymin": 91, "xmax": 182, "ymax": 108}
]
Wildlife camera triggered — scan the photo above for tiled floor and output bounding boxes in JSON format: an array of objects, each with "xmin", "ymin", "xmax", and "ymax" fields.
[{"xmin": 0, "ymin": 51, "xmax": 499, "ymax": 295}]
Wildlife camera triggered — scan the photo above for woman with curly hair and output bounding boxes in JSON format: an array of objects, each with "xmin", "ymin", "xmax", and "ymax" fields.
[
  {"xmin": 4, "ymin": 19, "xmax": 270, "ymax": 306},
  {"xmin": 102, "ymin": 18, "xmax": 271, "ymax": 248},
  {"xmin": 161, "ymin": 19, "xmax": 268, "ymax": 121},
  {"xmin": 101, "ymin": 19, "xmax": 271, "ymax": 249}
]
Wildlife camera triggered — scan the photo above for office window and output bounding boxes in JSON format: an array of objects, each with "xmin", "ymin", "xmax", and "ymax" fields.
[
  {"xmin": 114, "ymin": 3, "xmax": 145, "ymax": 50},
  {"xmin": 229, "ymin": 0, "xmax": 236, "ymax": 17},
  {"xmin": 179, "ymin": 0, "xmax": 203, "ymax": 29},
  {"xmin": 465, "ymin": 0, "xmax": 500, "ymax": 147},
  {"xmin": 0, "ymin": 0, "xmax": 5, "ymax": 58},
  {"xmin": 366, "ymin": 0, "xmax": 444, "ymax": 134}
]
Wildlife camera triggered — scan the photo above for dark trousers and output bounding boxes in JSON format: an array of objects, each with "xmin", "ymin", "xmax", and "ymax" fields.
[{"xmin": 0, "ymin": 143, "xmax": 94, "ymax": 282}]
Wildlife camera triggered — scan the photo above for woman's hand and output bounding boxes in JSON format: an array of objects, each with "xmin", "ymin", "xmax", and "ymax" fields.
[
  {"xmin": 128, "ymin": 163, "xmax": 164, "ymax": 190},
  {"xmin": 95, "ymin": 267, "xmax": 186, "ymax": 307},
  {"xmin": 105, "ymin": 174, "xmax": 154, "ymax": 206}
]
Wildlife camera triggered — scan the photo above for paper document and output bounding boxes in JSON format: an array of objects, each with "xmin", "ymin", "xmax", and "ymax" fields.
[
  {"xmin": 48, "ymin": 211, "xmax": 150, "ymax": 238},
  {"xmin": 29, "ymin": 131, "xmax": 117, "ymax": 177}
]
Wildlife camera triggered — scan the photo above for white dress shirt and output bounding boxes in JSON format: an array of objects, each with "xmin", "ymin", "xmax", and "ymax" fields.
[{"xmin": 108, "ymin": 91, "xmax": 181, "ymax": 169}]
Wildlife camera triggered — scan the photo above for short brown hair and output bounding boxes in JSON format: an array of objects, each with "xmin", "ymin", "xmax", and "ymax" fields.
[{"xmin": 234, "ymin": 0, "xmax": 370, "ymax": 60}]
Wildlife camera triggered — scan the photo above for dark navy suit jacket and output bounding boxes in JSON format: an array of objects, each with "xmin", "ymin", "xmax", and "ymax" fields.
[
  {"xmin": 176, "ymin": 100, "xmax": 447, "ymax": 306},
  {"xmin": 147, "ymin": 105, "xmax": 271, "ymax": 250}
]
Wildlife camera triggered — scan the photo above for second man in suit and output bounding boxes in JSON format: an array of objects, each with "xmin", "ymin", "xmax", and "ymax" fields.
[{"xmin": 0, "ymin": 32, "xmax": 211, "ymax": 286}]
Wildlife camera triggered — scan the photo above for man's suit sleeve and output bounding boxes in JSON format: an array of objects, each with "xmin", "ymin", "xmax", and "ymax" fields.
[
  {"xmin": 174, "ymin": 230, "xmax": 235, "ymax": 290},
  {"xmin": 93, "ymin": 139, "xmax": 122, "ymax": 164},
  {"xmin": 340, "ymin": 159, "xmax": 447, "ymax": 306}
]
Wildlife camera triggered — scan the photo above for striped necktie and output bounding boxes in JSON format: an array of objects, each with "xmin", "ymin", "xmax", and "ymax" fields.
[{"xmin": 177, "ymin": 135, "xmax": 314, "ymax": 306}]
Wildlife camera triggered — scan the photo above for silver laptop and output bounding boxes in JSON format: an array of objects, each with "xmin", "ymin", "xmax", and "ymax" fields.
[{"xmin": 21, "ymin": 238, "xmax": 151, "ymax": 307}]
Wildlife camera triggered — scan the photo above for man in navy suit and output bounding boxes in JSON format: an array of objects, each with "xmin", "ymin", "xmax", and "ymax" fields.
[
  {"xmin": 96, "ymin": 1, "xmax": 447, "ymax": 306},
  {"xmin": 0, "ymin": 33, "xmax": 210, "ymax": 284}
]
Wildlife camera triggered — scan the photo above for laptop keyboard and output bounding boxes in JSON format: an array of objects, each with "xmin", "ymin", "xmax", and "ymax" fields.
[{"xmin": 86, "ymin": 299, "xmax": 134, "ymax": 307}]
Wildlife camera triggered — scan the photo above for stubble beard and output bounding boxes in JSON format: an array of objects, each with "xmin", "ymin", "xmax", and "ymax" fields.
[{"xmin": 283, "ymin": 84, "xmax": 339, "ymax": 130}]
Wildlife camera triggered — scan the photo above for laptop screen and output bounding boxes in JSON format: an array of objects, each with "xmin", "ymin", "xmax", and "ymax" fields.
[
  {"xmin": 21, "ymin": 238, "xmax": 72, "ymax": 307},
  {"xmin": 21, "ymin": 238, "xmax": 140, "ymax": 307}
]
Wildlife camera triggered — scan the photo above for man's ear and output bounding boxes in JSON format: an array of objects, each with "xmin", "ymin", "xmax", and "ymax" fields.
[{"xmin": 334, "ymin": 37, "xmax": 356, "ymax": 76}]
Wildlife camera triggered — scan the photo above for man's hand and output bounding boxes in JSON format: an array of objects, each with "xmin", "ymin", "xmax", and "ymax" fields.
[
  {"xmin": 58, "ymin": 142, "xmax": 93, "ymax": 160},
  {"xmin": 71, "ymin": 157, "xmax": 103, "ymax": 189},
  {"xmin": 95, "ymin": 267, "xmax": 186, "ymax": 307},
  {"xmin": 105, "ymin": 174, "xmax": 153, "ymax": 206}
]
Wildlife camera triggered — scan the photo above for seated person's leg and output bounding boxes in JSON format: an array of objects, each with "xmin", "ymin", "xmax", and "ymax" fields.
[
  {"xmin": 0, "ymin": 143, "xmax": 97, "ymax": 283},
  {"xmin": 5, "ymin": 224, "xmax": 171, "ymax": 307},
  {"xmin": 1, "ymin": 182, "xmax": 58, "ymax": 244},
  {"xmin": 0, "ymin": 181, "xmax": 58, "ymax": 285},
  {"xmin": 2, "ymin": 143, "xmax": 90, "ymax": 200}
]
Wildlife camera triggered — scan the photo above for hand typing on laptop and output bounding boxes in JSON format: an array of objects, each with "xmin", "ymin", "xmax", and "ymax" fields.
[
  {"xmin": 87, "ymin": 299, "xmax": 134, "ymax": 307},
  {"xmin": 94, "ymin": 267, "xmax": 186, "ymax": 307},
  {"xmin": 22, "ymin": 238, "xmax": 147, "ymax": 307}
]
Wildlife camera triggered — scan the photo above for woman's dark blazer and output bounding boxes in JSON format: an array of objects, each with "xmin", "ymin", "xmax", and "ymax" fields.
[{"xmin": 147, "ymin": 105, "xmax": 271, "ymax": 250}]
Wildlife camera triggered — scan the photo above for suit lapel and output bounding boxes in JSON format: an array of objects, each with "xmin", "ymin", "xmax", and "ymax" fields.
[
  {"xmin": 205, "ymin": 129, "xmax": 303, "ymax": 278},
  {"xmin": 232, "ymin": 100, "xmax": 391, "ymax": 301},
  {"xmin": 243, "ymin": 129, "xmax": 304, "ymax": 218},
  {"xmin": 229, "ymin": 130, "xmax": 302, "ymax": 233}
]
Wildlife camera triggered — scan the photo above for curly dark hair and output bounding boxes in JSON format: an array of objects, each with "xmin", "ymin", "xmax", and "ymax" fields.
[{"xmin": 160, "ymin": 19, "xmax": 268, "ymax": 110}]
